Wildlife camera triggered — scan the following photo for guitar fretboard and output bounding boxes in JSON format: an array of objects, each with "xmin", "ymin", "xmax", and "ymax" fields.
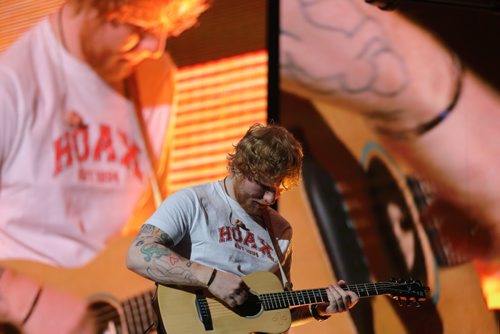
[
  {"xmin": 259, "ymin": 282, "xmax": 393, "ymax": 311},
  {"xmin": 92, "ymin": 289, "xmax": 156, "ymax": 334},
  {"xmin": 121, "ymin": 289, "xmax": 156, "ymax": 334}
]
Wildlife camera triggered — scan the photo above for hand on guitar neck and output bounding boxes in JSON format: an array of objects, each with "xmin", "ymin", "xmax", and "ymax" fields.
[
  {"xmin": 318, "ymin": 280, "xmax": 359, "ymax": 316},
  {"xmin": 205, "ymin": 269, "xmax": 359, "ymax": 320}
]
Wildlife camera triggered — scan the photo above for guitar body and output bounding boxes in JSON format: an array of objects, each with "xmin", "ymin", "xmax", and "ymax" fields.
[
  {"xmin": 279, "ymin": 93, "xmax": 498, "ymax": 333},
  {"xmin": 310, "ymin": 101, "xmax": 498, "ymax": 334},
  {"xmin": 0, "ymin": 236, "xmax": 152, "ymax": 299},
  {"xmin": 0, "ymin": 236, "xmax": 156, "ymax": 334},
  {"xmin": 157, "ymin": 270, "xmax": 429, "ymax": 334},
  {"xmin": 157, "ymin": 271, "xmax": 291, "ymax": 334}
]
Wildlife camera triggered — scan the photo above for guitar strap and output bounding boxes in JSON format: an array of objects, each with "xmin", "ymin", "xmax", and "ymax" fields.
[
  {"xmin": 124, "ymin": 74, "xmax": 164, "ymax": 209},
  {"xmin": 262, "ymin": 210, "xmax": 292, "ymax": 291},
  {"xmin": 125, "ymin": 75, "xmax": 165, "ymax": 333}
]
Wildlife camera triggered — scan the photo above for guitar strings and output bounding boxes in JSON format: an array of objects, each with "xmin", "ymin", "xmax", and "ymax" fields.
[
  {"xmin": 188, "ymin": 281, "xmax": 422, "ymax": 315},
  {"xmin": 122, "ymin": 295, "xmax": 155, "ymax": 333},
  {"xmin": 91, "ymin": 293, "xmax": 155, "ymax": 331},
  {"xmin": 92, "ymin": 307, "xmax": 152, "ymax": 333},
  {"xmin": 91, "ymin": 282, "xmax": 424, "ymax": 326}
]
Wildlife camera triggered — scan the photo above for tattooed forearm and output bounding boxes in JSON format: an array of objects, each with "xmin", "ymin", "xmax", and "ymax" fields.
[
  {"xmin": 128, "ymin": 224, "xmax": 202, "ymax": 286},
  {"xmin": 146, "ymin": 263, "xmax": 197, "ymax": 284},
  {"xmin": 140, "ymin": 243, "xmax": 170, "ymax": 262}
]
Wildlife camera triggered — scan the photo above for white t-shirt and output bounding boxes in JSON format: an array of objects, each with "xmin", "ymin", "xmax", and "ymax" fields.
[
  {"xmin": 0, "ymin": 18, "xmax": 173, "ymax": 267},
  {"xmin": 146, "ymin": 181, "xmax": 293, "ymax": 279}
]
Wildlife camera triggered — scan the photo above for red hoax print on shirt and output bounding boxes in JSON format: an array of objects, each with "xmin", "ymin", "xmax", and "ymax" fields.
[
  {"xmin": 218, "ymin": 226, "xmax": 275, "ymax": 261},
  {"xmin": 53, "ymin": 124, "xmax": 143, "ymax": 181}
]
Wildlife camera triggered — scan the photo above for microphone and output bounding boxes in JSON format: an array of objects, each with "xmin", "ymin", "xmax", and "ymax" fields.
[
  {"xmin": 234, "ymin": 219, "xmax": 249, "ymax": 231},
  {"xmin": 365, "ymin": 0, "xmax": 500, "ymax": 12},
  {"xmin": 64, "ymin": 110, "xmax": 88, "ymax": 129}
]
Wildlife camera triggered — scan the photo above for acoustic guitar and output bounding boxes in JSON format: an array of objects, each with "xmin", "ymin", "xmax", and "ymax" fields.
[
  {"xmin": 279, "ymin": 94, "xmax": 498, "ymax": 333},
  {"xmin": 157, "ymin": 270, "xmax": 428, "ymax": 334},
  {"xmin": 1, "ymin": 236, "xmax": 156, "ymax": 334}
]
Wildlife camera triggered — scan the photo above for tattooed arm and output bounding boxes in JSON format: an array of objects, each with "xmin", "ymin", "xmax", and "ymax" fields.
[
  {"xmin": 281, "ymin": 0, "xmax": 500, "ymax": 257},
  {"xmin": 281, "ymin": 0, "xmax": 464, "ymax": 129},
  {"xmin": 126, "ymin": 224, "xmax": 250, "ymax": 307}
]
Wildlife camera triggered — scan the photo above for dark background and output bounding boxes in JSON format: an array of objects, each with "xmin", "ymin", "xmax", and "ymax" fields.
[{"xmin": 396, "ymin": 1, "xmax": 499, "ymax": 89}]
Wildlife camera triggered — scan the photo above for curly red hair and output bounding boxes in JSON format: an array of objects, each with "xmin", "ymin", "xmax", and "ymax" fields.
[
  {"xmin": 228, "ymin": 123, "xmax": 303, "ymax": 189},
  {"xmin": 69, "ymin": 0, "xmax": 210, "ymax": 36}
]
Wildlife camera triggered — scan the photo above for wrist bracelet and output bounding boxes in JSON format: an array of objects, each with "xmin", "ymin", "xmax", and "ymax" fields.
[
  {"xmin": 309, "ymin": 304, "xmax": 331, "ymax": 322},
  {"xmin": 21, "ymin": 287, "xmax": 42, "ymax": 325},
  {"xmin": 373, "ymin": 52, "xmax": 464, "ymax": 141},
  {"xmin": 206, "ymin": 268, "xmax": 217, "ymax": 287}
]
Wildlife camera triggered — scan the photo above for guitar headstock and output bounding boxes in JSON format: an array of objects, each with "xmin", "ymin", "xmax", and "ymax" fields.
[{"xmin": 385, "ymin": 279, "xmax": 429, "ymax": 307}]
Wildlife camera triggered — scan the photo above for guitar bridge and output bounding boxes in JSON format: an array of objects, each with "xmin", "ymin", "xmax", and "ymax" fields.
[{"xmin": 195, "ymin": 291, "xmax": 214, "ymax": 331}]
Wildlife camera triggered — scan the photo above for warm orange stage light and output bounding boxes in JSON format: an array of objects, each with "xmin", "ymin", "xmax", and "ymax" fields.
[{"xmin": 162, "ymin": 50, "xmax": 268, "ymax": 195}]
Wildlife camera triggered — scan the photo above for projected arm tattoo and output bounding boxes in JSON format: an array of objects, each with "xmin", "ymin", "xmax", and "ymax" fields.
[
  {"xmin": 281, "ymin": 0, "xmax": 410, "ymax": 120},
  {"xmin": 133, "ymin": 224, "xmax": 197, "ymax": 285}
]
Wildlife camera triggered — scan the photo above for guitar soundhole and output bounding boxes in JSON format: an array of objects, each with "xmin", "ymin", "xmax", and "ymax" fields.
[
  {"xmin": 88, "ymin": 300, "xmax": 123, "ymax": 333},
  {"xmin": 233, "ymin": 293, "xmax": 262, "ymax": 317}
]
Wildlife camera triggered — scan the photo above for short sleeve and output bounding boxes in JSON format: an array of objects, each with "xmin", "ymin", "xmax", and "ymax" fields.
[
  {"xmin": 0, "ymin": 65, "xmax": 23, "ymax": 168},
  {"xmin": 144, "ymin": 188, "xmax": 199, "ymax": 245}
]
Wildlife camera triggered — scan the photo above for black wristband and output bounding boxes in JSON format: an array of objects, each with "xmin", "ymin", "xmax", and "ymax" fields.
[
  {"xmin": 22, "ymin": 287, "xmax": 43, "ymax": 325},
  {"xmin": 309, "ymin": 304, "xmax": 331, "ymax": 322},
  {"xmin": 373, "ymin": 52, "xmax": 464, "ymax": 141},
  {"xmin": 206, "ymin": 268, "xmax": 217, "ymax": 287}
]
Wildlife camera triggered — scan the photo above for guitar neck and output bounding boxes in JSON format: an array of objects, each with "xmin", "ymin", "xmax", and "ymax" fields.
[
  {"xmin": 94, "ymin": 289, "xmax": 156, "ymax": 334},
  {"xmin": 260, "ymin": 282, "xmax": 390, "ymax": 311}
]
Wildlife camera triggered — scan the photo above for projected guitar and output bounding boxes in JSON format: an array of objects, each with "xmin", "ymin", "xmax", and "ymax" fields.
[
  {"xmin": 0, "ymin": 236, "xmax": 156, "ymax": 334},
  {"xmin": 157, "ymin": 271, "xmax": 428, "ymax": 334}
]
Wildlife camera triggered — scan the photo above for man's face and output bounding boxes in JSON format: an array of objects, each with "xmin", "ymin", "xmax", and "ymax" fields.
[
  {"xmin": 233, "ymin": 175, "xmax": 283, "ymax": 218},
  {"xmin": 79, "ymin": 12, "xmax": 168, "ymax": 83}
]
